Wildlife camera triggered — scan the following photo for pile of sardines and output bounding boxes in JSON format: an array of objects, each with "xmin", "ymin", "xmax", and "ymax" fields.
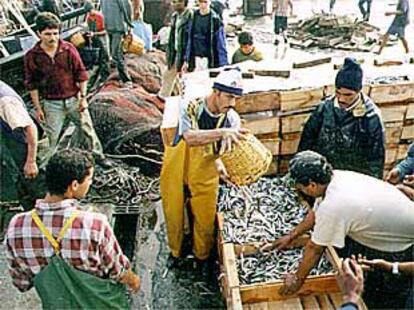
[{"xmin": 218, "ymin": 176, "xmax": 333, "ymax": 285}]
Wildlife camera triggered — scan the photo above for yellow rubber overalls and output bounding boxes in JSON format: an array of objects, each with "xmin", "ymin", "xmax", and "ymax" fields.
[{"xmin": 160, "ymin": 98, "xmax": 224, "ymax": 260}]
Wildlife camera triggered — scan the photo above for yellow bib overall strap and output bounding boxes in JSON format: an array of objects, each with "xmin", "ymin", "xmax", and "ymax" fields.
[
  {"xmin": 31, "ymin": 210, "xmax": 78, "ymax": 254},
  {"xmin": 187, "ymin": 98, "xmax": 226, "ymax": 155},
  {"xmin": 31, "ymin": 209, "xmax": 130, "ymax": 310}
]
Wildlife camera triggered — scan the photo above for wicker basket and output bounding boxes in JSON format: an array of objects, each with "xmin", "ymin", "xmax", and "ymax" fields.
[
  {"xmin": 70, "ymin": 32, "xmax": 85, "ymax": 48},
  {"xmin": 122, "ymin": 34, "xmax": 145, "ymax": 55},
  {"xmin": 220, "ymin": 134, "xmax": 272, "ymax": 186}
]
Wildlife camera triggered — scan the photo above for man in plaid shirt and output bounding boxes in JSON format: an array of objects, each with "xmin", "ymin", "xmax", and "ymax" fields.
[{"xmin": 5, "ymin": 149, "xmax": 140, "ymax": 305}]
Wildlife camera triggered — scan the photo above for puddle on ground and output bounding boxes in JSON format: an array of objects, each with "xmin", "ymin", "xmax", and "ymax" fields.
[{"xmin": 132, "ymin": 202, "xmax": 225, "ymax": 309}]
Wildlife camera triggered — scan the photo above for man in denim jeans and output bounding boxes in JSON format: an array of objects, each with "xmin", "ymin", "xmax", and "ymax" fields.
[{"xmin": 24, "ymin": 12, "xmax": 109, "ymax": 168}]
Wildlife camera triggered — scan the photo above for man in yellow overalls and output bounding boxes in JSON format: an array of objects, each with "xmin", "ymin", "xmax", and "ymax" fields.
[{"xmin": 160, "ymin": 68, "xmax": 248, "ymax": 272}]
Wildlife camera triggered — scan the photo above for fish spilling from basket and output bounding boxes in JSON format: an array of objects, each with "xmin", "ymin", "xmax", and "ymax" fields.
[{"xmin": 218, "ymin": 176, "xmax": 333, "ymax": 285}]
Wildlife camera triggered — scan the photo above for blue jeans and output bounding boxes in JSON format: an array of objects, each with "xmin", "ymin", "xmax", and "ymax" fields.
[{"xmin": 39, "ymin": 97, "xmax": 103, "ymax": 167}]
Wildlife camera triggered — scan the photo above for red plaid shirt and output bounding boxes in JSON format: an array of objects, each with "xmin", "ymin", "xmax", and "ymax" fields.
[{"xmin": 5, "ymin": 199, "xmax": 130, "ymax": 292}]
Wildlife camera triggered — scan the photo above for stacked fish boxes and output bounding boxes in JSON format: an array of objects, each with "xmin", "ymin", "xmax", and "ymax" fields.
[
  {"xmin": 237, "ymin": 81, "xmax": 414, "ymax": 177},
  {"xmin": 367, "ymin": 80, "xmax": 414, "ymax": 176}
]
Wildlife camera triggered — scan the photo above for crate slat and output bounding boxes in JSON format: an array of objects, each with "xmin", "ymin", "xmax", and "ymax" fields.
[
  {"xmin": 279, "ymin": 88, "xmax": 324, "ymax": 112},
  {"xmin": 281, "ymin": 113, "xmax": 311, "ymax": 133},
  {"xmin": 401, "ymin": 124, "xmax": 414, "ymax": 140},
  {"xmin": 267, "ymin": 298, "xmax": 303, "ymax": 309},
  {"xmin": 249, "ymin": 301, "xmax": 269, "ymax": 310},
  {"xmin": 369, "ymin": 82, "xmax": 414, "ymax": 104},
  {"xmin": 380, "ymin": 105, "xmax": 408, "ymax": 123},
  {"xmin": 243, "ymin": 117, "xmax": 280, "ymax": 135},
  {"xmin": 240, "ymin": 275, "xmax": 340, "ymax": 304},
  {"xmin": 384, "ymin": 122, "xmax": 403, "ymax": 144},
  {"xmin": 236, "ymin": 92, "xmax": 280, "ymax": 114},
  {"xmin": 316, "ymin": 294, "xmax": 334, "ymax": 310},
  {"xmin": 301, "ymin": 296, "xmax": 320, "ymax": 309},
  {"xmin": 328, "ymin": 293, "xmax": 343, "ymax": 308}
]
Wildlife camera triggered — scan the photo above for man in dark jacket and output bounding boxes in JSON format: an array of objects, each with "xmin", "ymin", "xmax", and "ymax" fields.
[
  {"xmin": 159, "ymin": 0, "xmax": 192, "ymax": 98},
  {"xmin": 298, "ymin": 57, "xmax": 385, "ymax": 179},
  {"xmin": 184, "ymin": 0, "xmax": 228, "ymax": 72}
]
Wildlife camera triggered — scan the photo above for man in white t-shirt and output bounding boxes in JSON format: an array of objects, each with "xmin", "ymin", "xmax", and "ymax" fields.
[{"xmin": 277, "ymin": 151, "xmax": 414, "ymax": 309}]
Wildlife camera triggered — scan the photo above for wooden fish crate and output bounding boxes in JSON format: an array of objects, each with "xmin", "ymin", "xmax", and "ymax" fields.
[
  {"xmin": 368, "ymin": 81, "xmax": 414, "ymax": 104},
  {"xmin": 236, "ymin": 91, "xmax": 280, "ymax": 114},
  {"xmin": 216, "ymin": 213, "xmax": 368, "ymax": 310}
]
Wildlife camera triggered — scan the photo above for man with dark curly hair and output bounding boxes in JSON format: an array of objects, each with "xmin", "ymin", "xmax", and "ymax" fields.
[
  {"xmin": 271, "ymin": 151, "xmax": 414, "ymax": 309},
  {"xmin": 5, "ymin": 149, "xmax": 140, "ymax": 309}
]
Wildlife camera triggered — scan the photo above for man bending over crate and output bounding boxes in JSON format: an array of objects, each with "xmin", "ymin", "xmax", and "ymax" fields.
[{"xmin": 274, "ymin": 150, "xmax": 414, "ymax": 309}]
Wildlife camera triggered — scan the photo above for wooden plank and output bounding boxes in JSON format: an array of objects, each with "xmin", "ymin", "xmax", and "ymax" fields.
[
  {"xmin": 267, "ymin": 298, "xmax": 303, "ymax": 309},
  {"xmin": 397, "ymin": 144, "xmax": 410, "ymax": 160},
  {"xmin": 279, "ymin": 88, "xmax": 324, "ymax": 112},
  {"xmin": 406, "ymin": 103, "xmax": 414, "ymax": 120},
  {"xmin": 301, "ymin": 296, "xmax": 320, "ymax": 309},
  {"xmin": 265, "ymin": 159, "xmax": 278, "ymax": 176},
  {"xmin": 328, "ymin": 293, "xmax": 344, "ymax": 308},
  {"xmin": 249, "ymin": 301, "xmax": 269, "ymax": 310},
  {"xmin": 280, "ymin": 133, "xmax": 301, "ymax": 155},
  {"xmin": 384, "ymin": 122, "xmax": 403, "ymax": 144},
  {"xmin": 231, "ymin": 287, "xmax": 243, "ymax": 310},
  {"xmin": 385, "ymin": 146, "xmax": 398, "ymax": 165},
  {"xmin": 217, "ymin": 212, "xmax": 225, "ymax": 231},
  {"xmin": 240, "ymin": 275, "xmax": 340, "ymax": 304},
  {"xmin": 293, "ymin": 57, "xmax": 332, "ymax": 69},
  {"xmin": 216, "ymin": 212, "xmax": 225, "ymax": 264},
  {"xmin": 401, "ymin": 124, "xmax": 414, "ymax": 140},
  {"xmin": 380, "ymin": 105, "xmax": 408, "ymax": 123},
  {"xmin": 223, "ymin": 243, "xmax": 240, "ymax": 289},
  {"xmin": 267, "ymin": 300, "xmax": 293, "ymax": 309},
  {"xmin": 243, "ymin": 117, "xmax": 280, "ymax": 135},
  {"xmin": 281, "ymin": 113, "xmax": 311, "ymax": 133},
  {"xmin": 316, "ymin": 294, "xmax": 334, "ymax": 310},
  {"xmin": 326, "ymin": 246, "xmax": 342, "ymax": 275},
  {"xmin": 251, "ymin": 69, "xmax": 291, "ymax": 78},
  {"xmin": 236, "ymin": 92, "xmax": 280, "ymax": 114},
  {"xmin": 369, "ymin": 82, "xmax": 414, "ymax": 104},
  {"xmin": 261, "ymin": 139, "xmax": 281, "ymax": 155}
]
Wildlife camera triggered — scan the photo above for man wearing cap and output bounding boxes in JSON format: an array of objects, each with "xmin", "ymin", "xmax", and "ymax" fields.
[
  {"xmin": 278, "ymin": 151, "xmax": 414, "ymax": 309},
  {"xmin": 160, "ymin": 68, "xmax": 248, "ymax": 273},
  {"xmin": 298, "ymin": 57, "xmax": 385, "ymax": 179}
]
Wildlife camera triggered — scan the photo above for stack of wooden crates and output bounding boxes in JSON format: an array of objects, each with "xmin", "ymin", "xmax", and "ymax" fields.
[{"xmin": 237, "ymin": 79, "xmax": 414, "ymax": 177}]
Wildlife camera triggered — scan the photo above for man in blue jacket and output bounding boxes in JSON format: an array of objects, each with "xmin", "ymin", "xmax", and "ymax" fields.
[
  {"xmin": 184, "ymin": 0, "xmax": 228, "ymax": 72},
  {"xmin": 298, "ymin": 57, "xmax": 385, "ymax": 179}
]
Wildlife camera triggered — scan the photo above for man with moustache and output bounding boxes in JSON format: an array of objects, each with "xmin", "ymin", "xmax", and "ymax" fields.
[
  {"xmin": 24, "ymin": 12, "xmax": 109, "ymax": 168},
  {"xmin": 298, "ymin": 57, "xmax": 385, "ymax": 179},
  {"xmin": 160, "ymin": 68, "xmax": 248, "ymax": 274}
]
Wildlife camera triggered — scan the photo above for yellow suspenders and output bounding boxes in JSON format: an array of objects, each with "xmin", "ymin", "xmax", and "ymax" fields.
[{"xmin": 31, "ymin": 210, "xmax": 79, "ymax": 255}]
